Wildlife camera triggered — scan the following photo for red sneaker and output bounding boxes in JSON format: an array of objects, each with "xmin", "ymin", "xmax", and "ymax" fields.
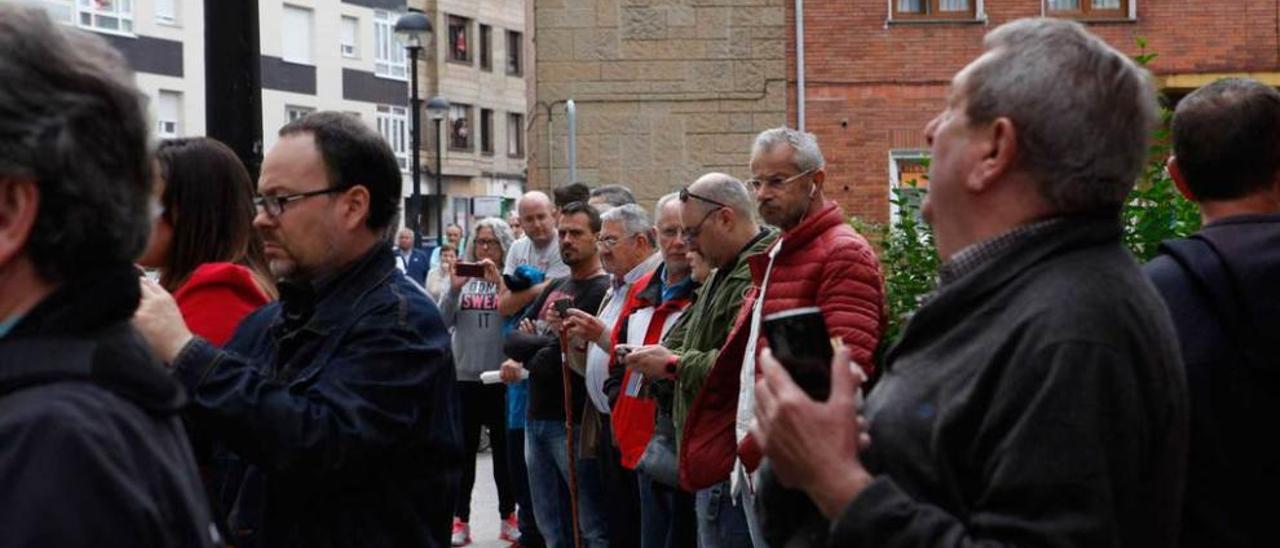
[
  {"xmin": 450, "ymin": 518, "xmax": 471, "ymax": 546},
  {"xmin": 500, "ymin": 512, "xmax": 521, "ymax": 543}
]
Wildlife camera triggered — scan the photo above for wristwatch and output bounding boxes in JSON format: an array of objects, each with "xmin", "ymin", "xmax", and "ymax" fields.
[{"xmin": 665, "ymin": 354, "xmax": 679, "ymax": 378}]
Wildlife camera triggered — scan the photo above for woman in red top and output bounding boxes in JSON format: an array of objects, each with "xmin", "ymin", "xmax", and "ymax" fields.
[{"xmin": 138, "ymin": 137, "xmax": 274, "ymax": 346}]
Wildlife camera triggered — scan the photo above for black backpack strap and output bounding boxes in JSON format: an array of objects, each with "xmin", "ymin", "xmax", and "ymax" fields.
[
  {"xmin": 1158, "ymin": 236, "xmax": 1265, "ymax": 371},
  {"xmin": 0, "ymin": 338, "xmax": 96, "ymax": 397}
]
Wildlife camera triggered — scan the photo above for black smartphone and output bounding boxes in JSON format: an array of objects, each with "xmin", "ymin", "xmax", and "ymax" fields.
[
  {"xmin": 455, "ymin": 262, "xmax": 486, "ymax": 278},
  {"xmin": 553, "ymin": 297, "xmax": 574, "ymax": 316},
  {"xmin": 762, "ymin": 307, "xmax": 834, "ymax": 401}
]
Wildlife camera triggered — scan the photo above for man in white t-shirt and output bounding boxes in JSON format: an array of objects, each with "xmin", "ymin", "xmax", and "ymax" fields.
[{"xmin": 499, "ymin": 191, "xmax": 570, "ymax": 316}]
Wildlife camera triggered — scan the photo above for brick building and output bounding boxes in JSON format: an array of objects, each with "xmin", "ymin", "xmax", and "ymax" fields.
[
  {"xmin": 528, "ymin": 0, "xmax": 789, "ymax": 206},
  {"xmin": 794, "ymin": 0, "xmax": 1280, "ymax": 223}
]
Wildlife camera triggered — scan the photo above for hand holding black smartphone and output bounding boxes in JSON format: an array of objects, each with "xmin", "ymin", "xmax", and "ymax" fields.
[
  {"xmin": 762, "ymin": 307, "xmax": 835, "ymax": 401},
  {"xmin": 454, "ymin": 262, "xmax": 487, "ymax": 278},
  {"xmin": 553, "ymin": 297, "xmax": 574, "ymax": 316}
]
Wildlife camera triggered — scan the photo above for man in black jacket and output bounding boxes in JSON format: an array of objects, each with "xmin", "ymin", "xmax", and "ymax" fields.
[
  {"xmin": 751, "ymin": 18, "xmax": 1189, "ymax": 547},
  {"xmin": 133, "ymin": 112, "xmax": 462, "ymax": 547},
  {"xmin": 0, "ymin": 6, "xmax": 216, "ymax": 547},
  {"xmin": 1144, "ymin": 77, "xmax": 1280, "ymax": 548}
]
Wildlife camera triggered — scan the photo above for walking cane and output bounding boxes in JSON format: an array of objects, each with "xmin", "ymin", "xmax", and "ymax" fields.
[{"xmin": 559, "ymin": 326, "xmax": 583, "ymax": 548}]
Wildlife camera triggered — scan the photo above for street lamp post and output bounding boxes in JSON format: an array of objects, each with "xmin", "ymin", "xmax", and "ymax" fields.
[
  {"xmin": 427, "ymin": 96, "xmax": 450, "ymax": 247},
  {"xmin": 394, "ymin": 11, "xmax": 432, "ymax": 247}
]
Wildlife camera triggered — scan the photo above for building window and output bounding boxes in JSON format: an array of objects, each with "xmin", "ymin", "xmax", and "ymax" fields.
[
  {"xmin": 449, "ymin": 104, "xmax": 473, "ymax": 151},
  {"xmin": 374, "ymin": 10, "xmax": 407, "ymax": 79},
  {"xmin": 888, "ymin": 150, "xmax": 929, "ymax": 224},
  {"xmin": 154, "ymin": 0, "xmax": 177, "ymax": 25},
  {"xmin": 282, "ymin": 5, "xmax": 313, "ymax": 65},
  {"xmin": 377, "ymin": 105, "xmax": 409, "ymax": 172},
  {"xmin": 892, "ymin": 0, "xmax": 975, "ymax": 20},
  {"xmin": 448, "ymin": 15, "xmax": 472, "ymax": 64},
  {"xmin": 480, "ymin": 109, "xmax": 494, "ymax": 155},
  {"xmin": 156, "ymin": 90, "xmax": 182, "ymax": 139},
  {"xmin": 1045, "ymin": 0, "xmax": 1129, "ymax": 18},
  {"xmin": 507, "ymin": 113, "xmax": 524, "ymax": 158},
  {"xmin": 506, "ymin": 30, "xmax": 523, "ymax": 76},
  {"xmin": 77, "ymin": 0, "xmax": 134, "ymax": 34},
  {"xmin": 479, "ymin": 24, "xmax": 492, "ymax": 71},
  {"xmin": 285, "ymin": 105, "xmax": 315, "ymax": 123},
  {"xmin": 340, "ymin": 16, "xmax": 359, "ymax": 58}
]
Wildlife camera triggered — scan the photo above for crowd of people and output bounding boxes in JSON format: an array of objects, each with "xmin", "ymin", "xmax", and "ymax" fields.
[{"xmin": 0, "ymin": 5, "xmax": 1275, "ymax": 548}]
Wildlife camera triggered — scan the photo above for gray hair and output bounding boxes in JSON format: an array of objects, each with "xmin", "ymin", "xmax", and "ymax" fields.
[
  {"xmin": 589, "ymin": 184, "xmax": 636, "ymax": 208},
  {"xmin": 601, "ymin": 203, "xmax": 654, "ymax": 244},
  {"xmin": 965, "ymin": 18, "xmax": 1158, "ymax": 213},
  {"xmin": 687, "ymin": 173, "xmax": 756, "ymax": 219},
  {"xmin": 0, "ymin": 4, "xmax": 151, "ymax": 282},
  {"xmin": 465, "ymin": 217, "xmax": 516, "ymax": 265},
  {"xmin": 654, "ymin": 192, "xmax": 681, "ymax": 217},
  {"xmin": 751, "ymin": 127, "xmax": 825, "ymax": 172}
]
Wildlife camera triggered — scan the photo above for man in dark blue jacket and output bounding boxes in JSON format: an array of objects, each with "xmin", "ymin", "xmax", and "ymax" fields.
[
  {"xmin": 134, "ymin": 112, "xmax": 463, "ymax": 547},
  {"xmin": 395, "ymin": 227, "xmax": 432, "ymax": 284},
  {"xmin": 0, "ymin": 6, "xmax": 216, "ymax": 546},
  {"xmin": 1144, "ymin": 77, "xmax": 1280, "ymax": 548}
]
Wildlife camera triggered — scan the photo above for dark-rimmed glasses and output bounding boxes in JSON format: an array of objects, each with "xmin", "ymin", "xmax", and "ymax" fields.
[
  {"xmin": 678, "ymin": 187, "xmax": 730, "ymax": 243},
  {"xmin": 254, "ymin": 186, "xmax": 349, "ymax": 217}
]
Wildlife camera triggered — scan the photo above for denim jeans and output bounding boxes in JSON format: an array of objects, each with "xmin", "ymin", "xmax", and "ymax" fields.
[
  {"xmin": 506, "ymin": 427, "xmax": 544, "ymax": 546},
  {"xmin": 695, "ymin": 480, "xmax": 753, "ymax": 548},
  {"xmin": 735, "ymin": 467, "xmax": 769, "ymax": 548},
  {"xmin": 637, "ymin": 470, "xmax": 697, "ymax": 548},
  {"xmin": 524, "ymin": 419, "xmax": 610, "ymax": 548}
]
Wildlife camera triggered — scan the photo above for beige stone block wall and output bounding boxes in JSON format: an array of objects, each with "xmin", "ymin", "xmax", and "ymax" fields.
[{"xmin": 529, "ymin": 0, "xmax": 788, "ymax": 209}]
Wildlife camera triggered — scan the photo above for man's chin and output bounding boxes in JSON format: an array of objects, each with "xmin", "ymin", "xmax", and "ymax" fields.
[{"xmin": 268, "ymin": 259, "xmax": 297, "ymax": 280}]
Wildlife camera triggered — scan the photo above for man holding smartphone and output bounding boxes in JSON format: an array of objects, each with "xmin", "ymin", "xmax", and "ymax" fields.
[{"xmin": 752, "ymin": 18, "xmax": 1188, "ymax": 548}]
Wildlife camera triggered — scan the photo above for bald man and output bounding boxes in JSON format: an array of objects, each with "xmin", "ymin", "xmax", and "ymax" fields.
[{"xmin": 498, "ymin": 191, "xmax": 570, "ymax": 316}]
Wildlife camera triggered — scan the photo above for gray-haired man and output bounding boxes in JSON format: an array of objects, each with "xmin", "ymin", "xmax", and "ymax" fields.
[{"xmin": 753, "ymin": 18, "xmax": 1188, "ymax": 547}]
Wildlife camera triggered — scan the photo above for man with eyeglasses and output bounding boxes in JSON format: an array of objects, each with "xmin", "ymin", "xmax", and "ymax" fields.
[
  {"xmin": 132, "ymin": 112, "xmax": 463, "ymax": 547},
  {"xmin": 562, "ymin": 203, "xmax": 661, "ymax": 548},
  {"xmin": 680, "ymin": 127, "xmax": 886, "ymax": 546},
  {"xmin": 623, "ymin": 173, "xmax": 777, "ymax": 548}
]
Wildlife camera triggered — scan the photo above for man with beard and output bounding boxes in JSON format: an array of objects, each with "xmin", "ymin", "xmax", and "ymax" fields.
[{"xmin": 133, "ymin": 112, "xmax": 463, "ymax": 547}]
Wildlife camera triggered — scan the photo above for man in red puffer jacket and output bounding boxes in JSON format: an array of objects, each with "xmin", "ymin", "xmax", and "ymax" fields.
[{"xmin": 679, "ymin": 127, "xmax": 886, "ymax": 546}]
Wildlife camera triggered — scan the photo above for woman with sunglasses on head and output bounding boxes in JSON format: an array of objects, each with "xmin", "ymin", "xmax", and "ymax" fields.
[
  {"xmin": 137, "ymin": 137, "xmax": 276, "ymax": 346},
  {"xmin": 438, "ymin": 217, "xmax": 521, "ymax": 546}
]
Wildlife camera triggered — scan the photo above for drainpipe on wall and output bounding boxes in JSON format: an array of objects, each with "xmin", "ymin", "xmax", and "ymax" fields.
[
  {"xmin": 566, "ymin": 99, "xmax": 577, "ymax": 184},
  {"xmin": 795, "ymin": 0, "xmax": 806, "ymax": 132}
]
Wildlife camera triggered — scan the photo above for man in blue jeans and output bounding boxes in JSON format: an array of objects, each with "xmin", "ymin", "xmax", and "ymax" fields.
[{"xmin": 502, "ymin": 203, "xmax": 611, "ymax": 547}]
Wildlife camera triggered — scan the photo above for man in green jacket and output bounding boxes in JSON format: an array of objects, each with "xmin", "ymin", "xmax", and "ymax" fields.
[{"xmin": 625, "ymin": 172, "xmax": 776, "ymax": 548}]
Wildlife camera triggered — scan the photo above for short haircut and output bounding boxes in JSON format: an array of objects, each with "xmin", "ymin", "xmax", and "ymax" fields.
[
  {"xmin": 965, "ymin": 18, "xmax": 1158, "ymax": 214},
  {"xmin": 601, "ymin": 203, "xmax": 654, "ymax": 243},
  {"xmin": 752, "ymin": 128, "xmax": 825, "ymax": 172},
  {"xmin": 278, "ymin": 111, "xmax": 401, "ymax": 231},
  {"xmin": 0, "ymin": 5, "xmax": 151, "ymax": 282},
  {"xmin": 439, "ymin": 243, "xmax": 458, "ymax": 254},
  {"xmin": 1172, "ymin": 78, "xmax": 1280, "ymax": 200},
  {"xmin": 655, "ymin": 192, "xmax": 681, "ymax": 217},
  {"xmin": 553, "ymin": 182, "xmax": 591, "ymax": 209},
  {"xmin": 590, "ymin": 184, "xmax": 637, "ymax": 208},
  {"xmin": 558, "ymin": 201, "xmax": 602, "ymax": 233},
  {"xmin": 687, "ymin": 173, "xmax": 756, "ymax": 219}
]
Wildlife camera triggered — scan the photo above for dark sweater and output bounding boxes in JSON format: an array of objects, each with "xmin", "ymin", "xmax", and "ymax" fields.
[
  {"xmin": 1144, "ymin": 213, "xmax": 1280, "ymax": 548},
  {"xmin": 504, "ymin": 275, "xmax": 609, "ymax": 422},
  {"xmin": 827, "ymin": 217, "xmax": 1188, "ymax": 547}
]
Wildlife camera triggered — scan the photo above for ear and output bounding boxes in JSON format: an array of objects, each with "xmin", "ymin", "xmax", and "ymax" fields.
[
  {"xmin": 0, "ymin": 179, "xmax": 40, "ymax": 268},
  {"xmin": 811, "ymin": 168, "xmax": 827, "ymax": 192},
  {"xmin": 1167, "ymin": 156, "xmax": 1198, "ymax": 202},
  {"xmin": 967, "ymin": 117, "xmax": 1018, "ymax": 193},
  {"xmin": 339, "ymin": 185, "xmax": 371, "ymax": 231}
]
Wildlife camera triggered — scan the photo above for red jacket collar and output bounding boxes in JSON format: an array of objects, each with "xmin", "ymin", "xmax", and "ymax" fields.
[{"xmin": 751, "ymin": 200, "xmax": 845, "ymax": 273}]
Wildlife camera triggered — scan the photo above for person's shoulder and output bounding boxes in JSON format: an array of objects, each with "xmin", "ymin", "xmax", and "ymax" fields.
[
  {"xmin": 175, "ymin": 262, "xmax": 269, "ymax": 304},
  {"xmin": 0, "ymin": 382, "xmax": 138, "ymax": 452}
]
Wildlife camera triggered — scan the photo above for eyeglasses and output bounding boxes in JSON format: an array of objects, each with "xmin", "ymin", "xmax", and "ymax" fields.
[
  {"xmin": 746, "ymin": 168, "xmax": 816, "ymax": 192},
  {"xmin": 254, "ymin": 186, "xmax": 349, "ymax": 217},
  {"xmin": 679, "ymin": 206, "xmax": 723, "ymax": 244},
  {"xmin": 596, "ymin": 233, "xmax": 638, "ymax": 249},
  {"xmin": 473, "ymin": 238, "xmax": 500, "ymax": 248},
  {"xmin": 679, "ymin": 187, "xmax": 731, "ymax": 209}
]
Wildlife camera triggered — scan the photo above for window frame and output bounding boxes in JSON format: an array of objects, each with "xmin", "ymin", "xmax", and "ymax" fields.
[
  {"xmin": 478, "ymin": 24, "xmax": 493, "ymax": 72},
  {"xmin": 156, "ymin": 89, "xmax": 182, "ymax": 139},
  {"xmin": 507, "ymin": 112, "xmax": 525, "ymax": 159},
  {"xmin": 888, "ymin": 149, "xmax": 930, "ymax": 225},
  {"xmin": 890, "ymin": 0, "xmax": 977, "ymax": 21},
  {"xmin": 506, "ymin": 30, "xmax": 523, "ymax": 76},
  {"xmin": 376, "ymin": 104, "xmax": 410, "ymax": 172},
  {"xmin": 480, "ymin": 108, "xmax": 495, "ymax": 156},
  {"xmin": 285, "ymin": 105, "xmax": 315, "ymax": 123},
  {"xmin": 154, "ymin": 0, "xmax": 178, "ymax": 26},
  {"xmin": 448, "ymin": 103, "xmax": 474, "ymax": 152},
  {"xmin": 76, "ymin": 0, "xmax": 135, "ymax": 36},
  {"xmin": 340, "ymin": 15, "xmax": 359, "ymax": 59},
  {"xmin": 447, "ymin": 14, "xmax": 473, "ymax": 65},
  {"xmin": 374, "ymin": 10, "xmax": 408, "ymax": 80},
  {"xmin": 1043, "ymin": 0, "xmax": 1132, "ymax": 20},
  {"xmin": 281, "ymin": 4, "xmax": 314, "ymax": 65}
]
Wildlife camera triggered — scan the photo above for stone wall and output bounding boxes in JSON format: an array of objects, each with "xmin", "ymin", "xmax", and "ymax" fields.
[{"xmin": 529, "ymin": 0, "xmax": 790, "ymax": 208}]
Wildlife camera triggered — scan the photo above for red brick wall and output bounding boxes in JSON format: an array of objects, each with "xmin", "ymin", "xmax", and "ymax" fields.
[{"xmin": 789, "ymin": 0, "xmax": 1280, "ymax": 223}]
